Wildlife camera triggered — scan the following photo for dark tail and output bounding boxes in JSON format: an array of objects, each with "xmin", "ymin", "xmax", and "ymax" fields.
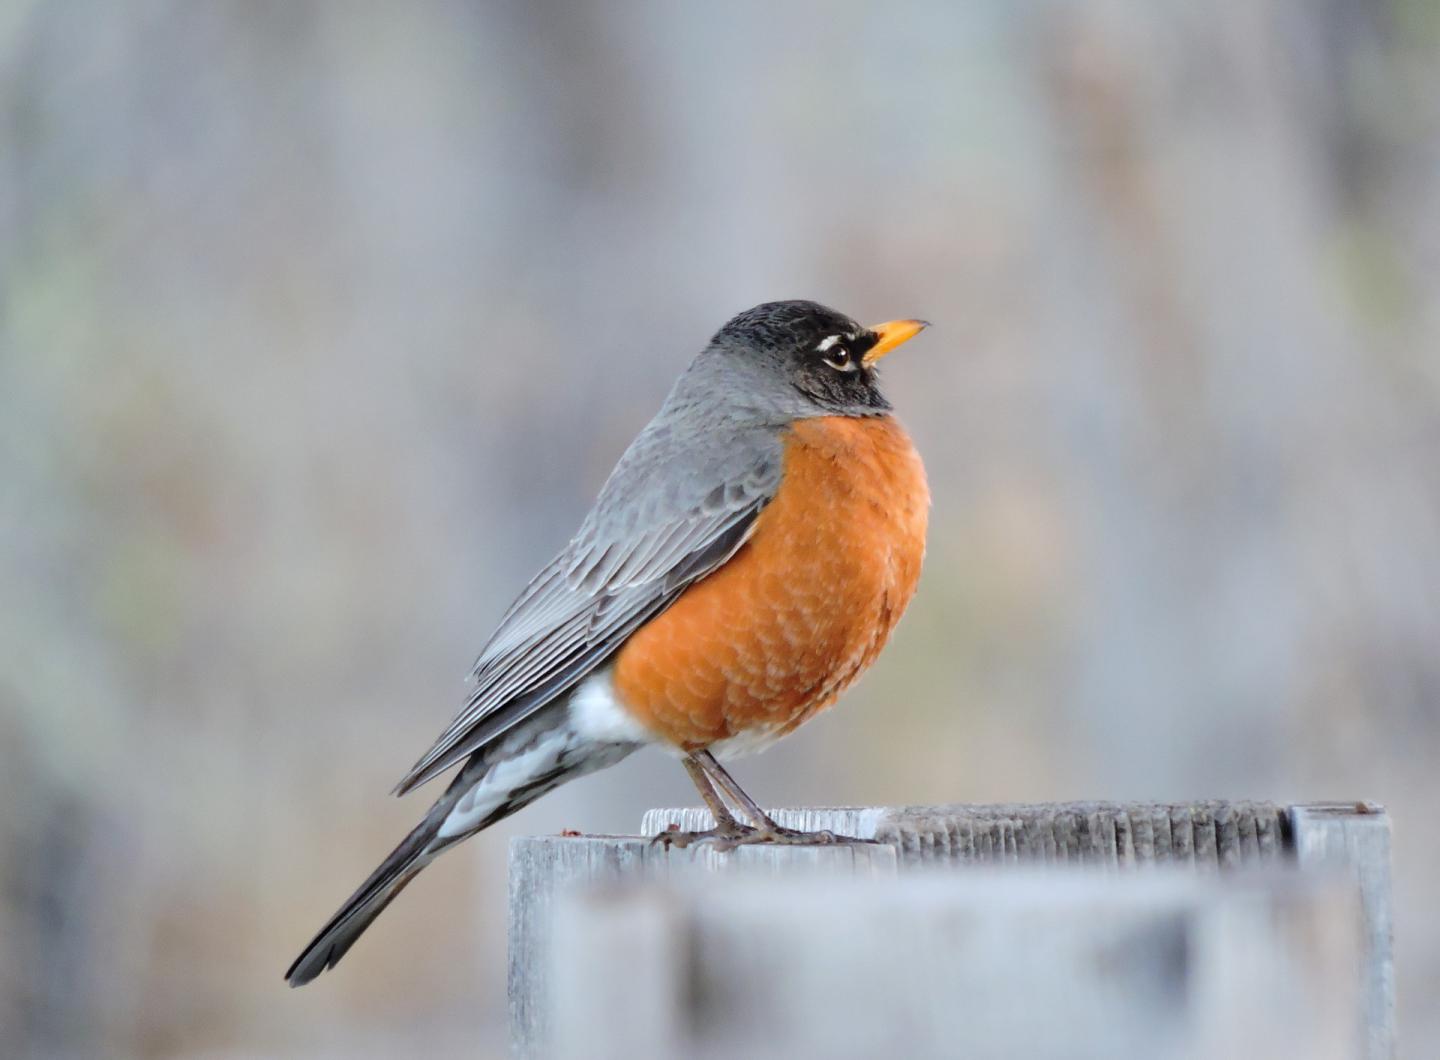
[
  {"xmin": 285, "ymin": 725, "xmax": 639, "ymax": 986},
  {"xmin": 286, "ymin": 748, "xmax": 502, "ymax": 987},
  {"xmin": 285, "ymin": 797, "xmax": 446, "ymax": 986}
]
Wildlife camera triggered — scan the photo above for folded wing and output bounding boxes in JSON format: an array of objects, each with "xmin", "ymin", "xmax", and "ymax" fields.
[{"xmin": 393, "ymin": 422, "xmax": 785, "ymax": 795}]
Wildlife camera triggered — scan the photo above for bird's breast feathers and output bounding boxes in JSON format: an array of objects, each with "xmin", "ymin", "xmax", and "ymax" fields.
[{"xmin": 608, "ymin": 414, "xmax": 928, "ymax": 751}]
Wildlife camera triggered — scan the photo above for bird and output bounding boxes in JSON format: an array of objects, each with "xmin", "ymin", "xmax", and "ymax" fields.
[{"xmin": 285, "ymin": 299, "xmax": 930, "ymax": 986}]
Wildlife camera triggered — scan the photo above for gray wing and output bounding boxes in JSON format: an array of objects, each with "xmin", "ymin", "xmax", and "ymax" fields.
[{"xmin": 393, "ymin": 421, "xmax": 784, "ymax": 795}]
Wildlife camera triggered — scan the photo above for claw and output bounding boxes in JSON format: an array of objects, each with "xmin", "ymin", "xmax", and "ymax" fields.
[
  {"xmin": 651, "ymin": 822, "xmax": 755, "ymax": 850},
  {"xmin": 731, "ymin": 825, "xmax": 866, "ymax": 846},
  {"xmin": 651, "ymin": 822, "xmax": 866, "ymax": 850}
]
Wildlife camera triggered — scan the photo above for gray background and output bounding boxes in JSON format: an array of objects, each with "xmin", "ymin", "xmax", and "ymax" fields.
[{"xmin": 2, "ymin": 2, "xmax": 1437, "ymax": 1056}]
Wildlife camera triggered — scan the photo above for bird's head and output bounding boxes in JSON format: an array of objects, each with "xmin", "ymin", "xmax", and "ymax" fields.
[{"xmin": 707, "ymin": 300, "xmax": 928, "ymax": 418}]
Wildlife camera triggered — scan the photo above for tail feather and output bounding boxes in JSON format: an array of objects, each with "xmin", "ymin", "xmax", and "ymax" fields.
[
  {"xmin": 285, "ymin": 719, "xmax": 639, "ymax": 986},
  {"xmin": 285, "ymin": 805, "xmax": 442, "ymax": 986}
]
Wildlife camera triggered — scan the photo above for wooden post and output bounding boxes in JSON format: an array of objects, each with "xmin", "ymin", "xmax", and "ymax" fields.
[
  {"xmin": 639, "ymin": 800, "xmax": 1295, "ymax": 868},
  {"xmin": 644, "ymin": 798, "xmax": 1394, "ymax": 1058},
  {"xmin": 545, "ymin": 869, "xmax": 1360, "ymax": 1060},
  {"xmin": 1289, "ymin": 803, "xmax": 1395, "ymax": 1060},
  {"xmin": 508, "ymin": 836, "xmax": 897, "ymax": 1057},
  {"xmin": 509, "ymin": 802, "xmax": 1392, "ymax": 1058}
]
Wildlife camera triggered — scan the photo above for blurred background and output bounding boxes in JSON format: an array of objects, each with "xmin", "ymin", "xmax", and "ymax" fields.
[{"xmin": 3, "ymin": 1, "xmax": 1438, "ymax": 1056}]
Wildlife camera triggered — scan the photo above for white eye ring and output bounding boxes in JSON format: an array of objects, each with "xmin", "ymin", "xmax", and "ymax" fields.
[{"xmin": 817, "ymin": 334, "xmax": 859, "ymax": 372}]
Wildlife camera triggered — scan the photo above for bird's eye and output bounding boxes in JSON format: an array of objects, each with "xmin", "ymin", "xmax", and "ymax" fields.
[{"xmin": 822, "ymin": 345, "xmax": 855, "ymax": 372}]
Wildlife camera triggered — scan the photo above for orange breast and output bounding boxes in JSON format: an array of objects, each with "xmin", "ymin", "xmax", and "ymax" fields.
[{"xmin": 612, "ymin": 415, "xmax": 929, "ymax": 751}]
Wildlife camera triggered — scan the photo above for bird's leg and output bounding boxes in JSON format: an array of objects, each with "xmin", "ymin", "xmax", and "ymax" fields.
[
  {"xmin": 652, "ymin": 755, "xmax": 758, "ymax": 850},
  {"xmin": 692, "ymin": 750, "xmax": 862, "ymax": 845}
]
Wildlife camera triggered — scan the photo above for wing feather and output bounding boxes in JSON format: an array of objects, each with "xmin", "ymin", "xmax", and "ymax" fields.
[{"xmin": 393, "ymin": 425, "xmax": 783, "ymax": 795}]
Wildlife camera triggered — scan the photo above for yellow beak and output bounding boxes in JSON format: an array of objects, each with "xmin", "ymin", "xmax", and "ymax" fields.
[{"xmin": 863, "ymin": 319, "xmax": 930, "ymax": 366}]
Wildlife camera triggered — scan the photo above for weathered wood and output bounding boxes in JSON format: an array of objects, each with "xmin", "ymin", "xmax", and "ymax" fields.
[
  {"xmin": 546, "ymin": 869, "xmax": 1361, "ymax": 1060},
  {"xmin": 511, "ymin": 802, "xmax": 1393, "ymax": 1058},
  {"xmin": 644, "ymin": 798, "xmax": 1393, "ymax": 1058},
  {"xmin": 1290, "ymin": 803, "xmax": 1395, "ymax": 1060},
  {"xmin": 508, "ymin": 835, "xmax": 897, "ymax": 1057},
  {"xmin": 641, "ymin": 801, "xmax": 1292, "ymax": 868}
]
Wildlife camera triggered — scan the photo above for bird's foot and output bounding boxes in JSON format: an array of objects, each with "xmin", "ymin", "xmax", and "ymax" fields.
[
  {"xmin": 651, "ymin": 820, "xmax": 756, "ymax": 850},
  {"xmin": 652, "ymin": 821, "xmax": 866, "ymax": 851},
  {"xmin": 728, "ymin": 823, "xmax": 870, "ymax": 847}
]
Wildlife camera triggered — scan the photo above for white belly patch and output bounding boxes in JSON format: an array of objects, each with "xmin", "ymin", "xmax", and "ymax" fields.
[
  {"xmin": 434, "ymin": 669, "xmax": 651, "ymax": 840},
  {"xmin": 568, "ymin": 667, "xmax": 656, "ymax": 745}
]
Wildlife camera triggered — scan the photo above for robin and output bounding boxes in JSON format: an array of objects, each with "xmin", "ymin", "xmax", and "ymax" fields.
[{"xmin": 286, "ymin": 300, "xmax": 930, "ymax": 985}]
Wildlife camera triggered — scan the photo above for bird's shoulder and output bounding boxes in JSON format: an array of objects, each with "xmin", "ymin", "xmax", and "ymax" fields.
[{"xmin": 578, "ymin": 410, "xmax": 786, "ymax": 550}]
